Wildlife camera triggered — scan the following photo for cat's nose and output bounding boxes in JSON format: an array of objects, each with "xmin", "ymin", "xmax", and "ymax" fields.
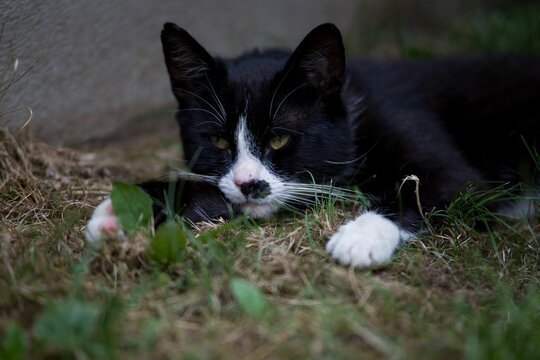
[{"xmin": 239, "ymin": 180, "xmax": 271, "ymax": 199}]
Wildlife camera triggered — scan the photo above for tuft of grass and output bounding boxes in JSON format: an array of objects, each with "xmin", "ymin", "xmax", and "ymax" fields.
[
  {"xmin": 3, "ymin": 3, "xmax": 540, "ymax": 356},
  {"xmin": 463, "ymin": 285, "xmax": 540, "ymax": 360},
  {"xmin": 2, "ymin": 128, "xmax": 540, "ymax": 358}
]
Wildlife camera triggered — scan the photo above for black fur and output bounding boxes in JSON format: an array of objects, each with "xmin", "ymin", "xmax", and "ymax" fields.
[{"xmin": 140, "ymin": 22, "xmax": 540, "ymax": 231}]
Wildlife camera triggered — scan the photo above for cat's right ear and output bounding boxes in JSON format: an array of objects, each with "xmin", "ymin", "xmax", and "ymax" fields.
[
  {"xmin": 280, "ymin": 23, "xmax": 345, "ymax": 96},
  {"xmin": 161, "ymin": 23, "xmax": 217, "ymax": 101}
]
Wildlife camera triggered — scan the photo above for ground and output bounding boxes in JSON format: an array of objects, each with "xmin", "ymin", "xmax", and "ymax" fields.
[
  {"xmin": 1, "ymin": 126, "xmax": 540, "ymax": 360},
  {"xmin": 2, "ymin": 3, "xmax": 540, "ymax": 358}
]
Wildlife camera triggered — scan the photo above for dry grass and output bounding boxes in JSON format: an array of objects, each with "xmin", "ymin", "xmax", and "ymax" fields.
[
  {"xmin": 1, "ymin": 127, "xmax": 540, "ymax": 359},
  {"xmin": 2, "ymin": 4, "xmax": 540, "ymax": 358}
]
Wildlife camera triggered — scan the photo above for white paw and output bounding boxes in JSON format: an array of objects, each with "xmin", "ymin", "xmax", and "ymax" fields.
[
  {"xmin": 326, "ymin": 211, "xmax": 404, "ymax": 268},
  {"xmin": 85, "ymin": 198, "xmax": 123, "ymax": 242}
]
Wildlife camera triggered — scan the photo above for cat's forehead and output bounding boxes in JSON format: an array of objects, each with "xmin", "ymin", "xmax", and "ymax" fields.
[
  {"xmin": 225, "ymin": 50, "xmax": 288, "ymax": 83},
  {"xmin": 220, "ymin": 51, "xmax": 308, "ymax": 131},
  {"xmin": 225, "ymin": 52, "xmax": 287, "ymax": 102},
  {"xmin": 223, "ymin": 81, "xmax": 276, "ymax": 131},
  {"xmin": 221, "ymin": 79, "xmax": 306, "ymax": 135}
]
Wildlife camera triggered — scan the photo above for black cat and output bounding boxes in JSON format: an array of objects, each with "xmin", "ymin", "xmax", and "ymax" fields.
[{"xmin": 86, "ymin": 23, "xmax": 540, "ymax": 268}]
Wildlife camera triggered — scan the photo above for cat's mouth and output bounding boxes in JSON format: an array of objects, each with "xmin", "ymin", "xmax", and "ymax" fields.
[{"xmin": 237, "ymin": 200, "xmax": 278, "ymax": 219}]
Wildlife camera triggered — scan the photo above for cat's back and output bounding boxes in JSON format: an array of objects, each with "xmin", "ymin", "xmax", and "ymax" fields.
[
  {"xmin": 347, "ymin": 54, "xmax": 540, "ymax": 175},
  {"xmin": 348, "ymin": 55, "xmax": 540, "ymax": 104},
  {"xmin": 348, "ymin": 55, "xmax": 540, "ymax": 135}
]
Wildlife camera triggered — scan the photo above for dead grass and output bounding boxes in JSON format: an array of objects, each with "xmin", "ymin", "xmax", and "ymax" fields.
[
  {"xmin": 0, "ymin": 128, "xmax": 110, "ymax": 226},
  {"xmin": 1, "ymin": 128, "xmax": 540, "ymax": 360}
]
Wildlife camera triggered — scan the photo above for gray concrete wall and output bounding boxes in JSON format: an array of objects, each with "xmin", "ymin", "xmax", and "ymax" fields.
[{"xmin": 0, "ymin": 0, "xmax": 359, "ymax": 146}]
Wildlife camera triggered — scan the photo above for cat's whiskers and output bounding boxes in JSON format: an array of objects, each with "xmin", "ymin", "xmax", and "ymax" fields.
[
  {"xmin": 272, "ymin": 82, "xmax": 309, "ymax": 120},
  {"xmin": 270, "ymin": 197, "xmax": 300, "ymax": 213},
  {"xmin": 269, "ymin": 66, "xmax": 294, "ymax": 119},
  {"xmin": 177, "ymin": 108, "xmax": 224, "ymax": 124},
  {"xmin": 175, "ymin": 87, "xmax": 225, "ymax": 124},
  {"xmin": 285, "ymin": 191, "xmax": 357, "ymax": 204},
  {"xmin": 157, "ymin": 171, "xmax": 358, "ymax": 212},
  {"xmin": 204, "ymin": 73, "xmax": 227, "ymax": 120},
  {"xmin": 324, "ymin": 140, "xmax": 380, "ymax": 165},
  {"xmin": 198, "ymin": 120, "xmax": 226, "ymax": 127},
  {"xmin": 160, "ymin": 170, "xmax": 220, "ymax": 185},
  {"xmin": 192, "ymin": 203, "xmax": 212, "ymax": 222},
  {"xmin": 280, "ymin": 182, "xmax": 360, "ymax": 205}
]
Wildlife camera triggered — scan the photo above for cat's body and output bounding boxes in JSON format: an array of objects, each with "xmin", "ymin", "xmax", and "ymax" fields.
[{"xmin": 86, "ymin": 23, "xmax": 540, "ymax": 268}]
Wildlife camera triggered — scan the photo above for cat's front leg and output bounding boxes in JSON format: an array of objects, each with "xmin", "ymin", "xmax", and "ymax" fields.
[
  {"xmin": 85, "ymin": 198, "xmax": 124, "ymax": 241},
  {"xmin": 326, "ymin": 211, "xmax": 413, "ymax": 268},
  {"xmin": 85, "ymin": 180, "xmax": 232, "ymax": 241}
]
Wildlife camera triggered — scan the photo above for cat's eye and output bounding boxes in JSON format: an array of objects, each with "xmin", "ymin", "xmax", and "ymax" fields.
[
  {"xmin": 209, "ymin": 136, "xmax": 230, "ymax": 150},
  {"xmin": 268, "ymin": 134, "xmax": 291, "ymax": 150}
]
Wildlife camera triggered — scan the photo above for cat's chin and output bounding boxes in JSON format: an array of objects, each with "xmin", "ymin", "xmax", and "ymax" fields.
[{"xmin": 238, "ymin": 201, "xmax": 278, "ymax": 219}]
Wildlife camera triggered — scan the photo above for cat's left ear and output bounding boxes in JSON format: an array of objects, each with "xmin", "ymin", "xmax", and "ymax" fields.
[
  {"xmin": 282, "ymin": 23, "xmax": 345, "ymax": 95},
  {"xmin": 161, "ymin": 23, "xmax": 220, "ymax": 102}
]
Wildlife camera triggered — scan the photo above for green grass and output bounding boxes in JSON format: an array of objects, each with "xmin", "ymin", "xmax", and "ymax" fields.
[
  {"xmin": 1, "ymin": 132, "xmax": 539, "ymax": 359},
  {"xmin": 2, "ymin": 2, "xmax": 540, "ymax": 358}
]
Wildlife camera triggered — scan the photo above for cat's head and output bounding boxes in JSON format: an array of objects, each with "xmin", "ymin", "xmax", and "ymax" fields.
[{"xmin": 161, "ymin": 23, "xmax": 356, "ymax": 218}]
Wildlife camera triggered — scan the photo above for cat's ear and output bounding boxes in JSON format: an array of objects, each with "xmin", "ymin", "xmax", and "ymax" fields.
[
  {"xmin": 161, "ymin": 23, "xmax": 217, "ymax": 100},
  {"xmin": 282, "ymin": 23, "xmax": 345, "ymax": 95}
]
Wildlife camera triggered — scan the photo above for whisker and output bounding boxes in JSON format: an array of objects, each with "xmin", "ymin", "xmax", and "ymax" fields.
[
  {"xmin": 269, "ymin": 66, "xmax": 294, "ymax": 119},
  {"xmin": 272, "ymin": 197, "xmax": 310, "ymax": 213},
  {"xmin": 285, "ymin": 188, "xmax": 358, "ymax": 197},
  {"xmin": 282, "ymin": 184, "xmax": 361, "ymax": 202},
  {"xmin": 177, "ymin": 108, "xmax": 224, "ymax": 124},
  {"xmin": 324, "ymin": 156, "xmax": 366, "ymax": 165},
  {"xmin": 285, "ymin": 192, "xmax": 357, "ymax": 204},
  {"xmin": 204, "ymin": 73, "xmax": 227, "ymax": 119},
  {"xmin": 284, "ymin": 183, "xmax": 359, "ymax": 195},
  {"xmin": 175, "ymin": 87, "xmax": 225, "ymax": 123},
  {"xmin": 270, "ymin": 127, "xmax": 305, "ymax": 136},
  {"xmin": 158, "ymin": 170, "xmax": 220, "ymax": 185},
  {"xmin": 199, "ymin": 121, "xmax": 226, "ymax": 127},
  {"xmin": 277, "ymin": 194, "xmax": 317, "ymax": 205},
  {"xmin": 272, "ymin": 82, "xmax": 308, "ymax": 120},
  {"xmin": 324, "ymin": 141, "xmax": 380, "ymax": 165}
]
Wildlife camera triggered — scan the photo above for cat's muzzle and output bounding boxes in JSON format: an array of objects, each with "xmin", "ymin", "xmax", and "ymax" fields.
[{"xmin": 239, "ymin": 180, "xmax": 271, "ymax": 200}]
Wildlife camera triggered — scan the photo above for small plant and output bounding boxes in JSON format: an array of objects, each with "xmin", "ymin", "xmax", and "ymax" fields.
[
  {"xmin": 229, "ymin": 278, "xmax": 272, "ymax": 320},
  {"xmin": 0, "ymin": 323, "xmax": 27, "ymax": 360},
  {"xmin": 110, "ymin": 181, "xmax": 189, "ymax": 266},
  {"xmin": 111, "ymin": 180, "xmax": 154, "ymax": 234},
  {"xmin": 148, "ymin": 220, "xmax": 186, "ymax": 264}
]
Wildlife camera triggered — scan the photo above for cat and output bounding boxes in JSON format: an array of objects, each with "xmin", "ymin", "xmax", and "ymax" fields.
[{"xmin": 86, "ymin": 22, "xmax": 540, "ymax": 268}]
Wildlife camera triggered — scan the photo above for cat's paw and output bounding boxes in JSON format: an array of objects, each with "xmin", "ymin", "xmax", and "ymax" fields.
[
  {"xmin": 326, "ymin": 211, "xmax": 403, "ymax": 268},
  {"xmin": 85, "ymin": 198, "xmax": 123, "ymax": 242}
]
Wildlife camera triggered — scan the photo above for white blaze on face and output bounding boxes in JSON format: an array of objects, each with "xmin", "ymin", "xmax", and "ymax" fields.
[
  {"xmin": 218, "ymin": 114, "xmax": 284, "ymax": 218},
  {"xmin": 232, "ymin": 115, "xmax": 264, "ymax": 185}
]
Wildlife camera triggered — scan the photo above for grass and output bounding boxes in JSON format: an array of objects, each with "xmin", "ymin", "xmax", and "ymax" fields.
[
  {"xmin": 1, "ymin": 128, "xmax": 540, "ymax": 359},
  {"xmin": 2, "ymin": 3, "xmax": 540, "ymax": 359}
]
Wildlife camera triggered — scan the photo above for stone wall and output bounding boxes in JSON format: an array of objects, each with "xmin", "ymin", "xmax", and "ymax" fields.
[{"xmin": 0, "ymin": 0, "xmax": 358, "ymax": 145}]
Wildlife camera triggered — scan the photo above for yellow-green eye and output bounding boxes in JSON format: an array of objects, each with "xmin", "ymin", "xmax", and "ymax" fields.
[
  {"xmin": 209, "ymin": 136, "xmax": 229, "ymax": 150},
  {"xmin": 269, "ymin": 134, "xmax": 290, "ymax": 150}
]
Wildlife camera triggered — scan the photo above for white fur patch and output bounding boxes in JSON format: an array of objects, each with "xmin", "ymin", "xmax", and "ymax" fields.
[
  {"xmin": 497, "ymin": 197, "xmax": 537, "ymax": 219},
  {"xmin": 218, "ymin": 114, "xmax": 285, "ymax": 218},
  {"xmin": 85, "ymin": 198, "xmax": 124, "ymax": 242},
  {"xmin": 326, "ymin": 211, "xmax": 411, "ymax": 268}
]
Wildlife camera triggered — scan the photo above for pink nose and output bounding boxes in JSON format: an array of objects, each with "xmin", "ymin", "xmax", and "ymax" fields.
[{"xmin": 234, "ymin": 175, "xmax": 254, "ymax": 187}]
